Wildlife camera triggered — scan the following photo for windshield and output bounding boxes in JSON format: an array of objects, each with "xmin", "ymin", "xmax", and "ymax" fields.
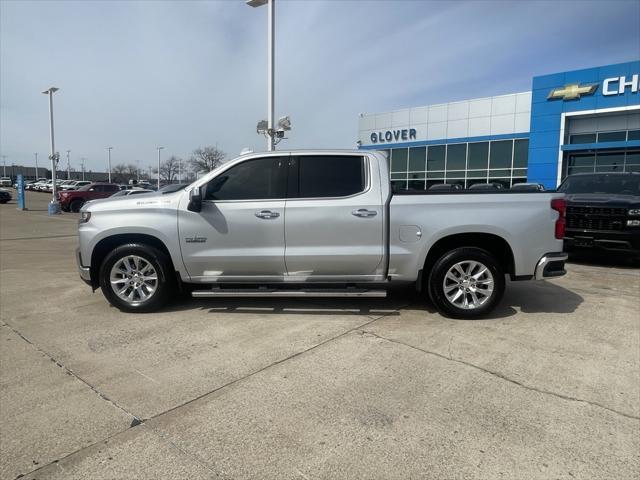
[{"xmin": 558, "ymin": 174, "xmax": 640, "ymax": 195}]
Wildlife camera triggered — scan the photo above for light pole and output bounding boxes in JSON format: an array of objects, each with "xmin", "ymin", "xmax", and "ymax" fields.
[
  {"xmin": 1, "ymin": 155, "xmax": 6, "ymax": 176},
  {"xmin": 66, "ymin": 150, "xmax": 71, "ymax": 179},
  {"xmin": 42, "ymin": 87, "xmax": 60, "ymax": 214},
  {"xmin": 106, "ymin": 147, "xmax": 113, "ymax": 183},
  {"xmin": 247, "ymin": 0, "xmax": 275, "ymax": 151},
  {"xmin": 178, "ymin": 157, "xmax": 182, "ymax": 183},
  {"xmin": 80, "ymin": 158, "xmax": 86, "ymax": 181},
  {"xmin": 34, "ymin": 153, "xmax": 39, "ymax": 179},
  {"xmin": 156, "ymin": 146, "xmax": 164, "ymax": 189}
]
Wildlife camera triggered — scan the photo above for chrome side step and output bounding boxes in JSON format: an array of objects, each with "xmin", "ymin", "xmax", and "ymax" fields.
[{"xmin": 192, "ymin": 288, "xmax": 387, "ymax": 298}]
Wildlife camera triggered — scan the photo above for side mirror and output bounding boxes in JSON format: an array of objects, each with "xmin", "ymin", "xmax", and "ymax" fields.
[{"xmin": 187, "ymin": 186, "xmax": 203, "ymax": 212}]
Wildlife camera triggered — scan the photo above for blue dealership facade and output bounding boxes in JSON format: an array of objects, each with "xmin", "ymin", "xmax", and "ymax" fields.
[{"xmin": 358, "ymin": 61, "xmax": 640, "ymax": 190}]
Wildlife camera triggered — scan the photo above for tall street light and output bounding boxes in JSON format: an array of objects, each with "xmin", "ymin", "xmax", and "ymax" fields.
[
  {"xmin": 247, "ymin": 0, "xmax": 275, "ymax": 151},
  {"xmin": 106, "ymin": 147, "xmax": 113, "ymax": 183},
  {"xmin": 34, "ymin": 153, "xmax": 39, "ymax": 179},
  {"xmin": 80, "ymin": 158, "xmax": 86, "ymax": 181},
  {"xmin": 66, "ymin": 150, "xmax": 71, "ymax": 179},
  {"xmin": 42, "ymin": 87, "xmax": 61, "ymax": 214},
  {"xmin": 1, "ymin": 155, "xmax": 6, "ymax": 176},
  {"xmin": 156, "ymin": 146, "xmax": 164, "ymax": 189}
]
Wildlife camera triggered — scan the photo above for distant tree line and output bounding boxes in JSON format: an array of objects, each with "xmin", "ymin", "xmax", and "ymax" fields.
[{"xmin": 110, "ymin": 145, "xmax": 226, "ymax": 184}]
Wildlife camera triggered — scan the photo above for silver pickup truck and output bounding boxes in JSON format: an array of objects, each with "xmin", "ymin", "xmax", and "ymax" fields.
[{"xmin": 77, "ymin": 150, "xmax": 567, "ymax": 318}]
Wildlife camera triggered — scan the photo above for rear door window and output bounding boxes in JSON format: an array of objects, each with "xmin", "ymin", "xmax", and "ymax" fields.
[{"xmin": 293, "ymin": 155, "xmax": 365, "ymax": 198}]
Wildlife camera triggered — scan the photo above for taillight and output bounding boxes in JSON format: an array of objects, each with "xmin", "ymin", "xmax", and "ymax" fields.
[{"xmin": 551, "ymin": 198, "xmax": 566, "ymax": 240}]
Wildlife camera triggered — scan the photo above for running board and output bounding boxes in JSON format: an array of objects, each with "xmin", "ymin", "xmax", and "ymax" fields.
[{"xmin": 192, "ymin": 288, "xmax": 387, "ymax": 298}]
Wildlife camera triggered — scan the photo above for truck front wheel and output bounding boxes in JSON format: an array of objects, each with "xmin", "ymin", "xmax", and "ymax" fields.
[
  {"xmin": 99, "ymin": 243, "xmax": 174, "ymax": 313},
  {"xmin": 427, "ymin": 247, "xmax": 505, "ymax": 319}
]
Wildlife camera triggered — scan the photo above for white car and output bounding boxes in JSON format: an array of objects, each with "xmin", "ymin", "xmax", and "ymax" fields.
[
  {"xmin": 60, "ymin": 180, "xmax": 91, "ymax": 191},
  {"xmin": 0, "ymin": 177, "xmax": 12, "ymax": 187}
]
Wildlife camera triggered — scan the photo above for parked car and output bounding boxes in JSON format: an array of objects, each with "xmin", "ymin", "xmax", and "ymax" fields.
[
  {"xmin": 25, "ymin": 179, "xmax": 48, "ymax": 190},
  {"xmin": 468, "ymin": 182, "xmax": 505, "ymax": 191},
  {"xmin": 558, "ymin": 172, "xmax": 640, "ymax": 259},
  {"xmin": 0, "ymin": 177, "xmax": 12, "ymax": 187},
  {"xmin": 76, "ymin": 150, "xmax": 567, "ymax": 318},
  {"xmin": 60, "ymin": 180, "xmax": 91, "ymax": 191},
  {"xmin": 158, "ymin": 183, "xmax": 190, "ymax": 194},
  {"xmin": 0, "ymin": 188, "xmax": 11, "ymax": 203},
  {"xmin": 110, "ymin": 189, "xmax": 153, "ymax": 197},
  {"xmin": 58, "ymin": 183, "xmax": 120, "ymax": 212},
  {"xmin": 511, "ymin": 182, "xmax": 546, "ymax": 192}
]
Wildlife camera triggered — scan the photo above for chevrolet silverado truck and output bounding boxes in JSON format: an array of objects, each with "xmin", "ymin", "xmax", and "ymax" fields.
[
  {"xmin": 558, "ymin": 172, "xmax": 640, "ymax": 259},
  {"xmin": 76, "ymin": 150, "xmax": 568, "ymax": 318},
  {"xmin": 59, "ymin": 182, "xmax": 120, "ymax": 212}
]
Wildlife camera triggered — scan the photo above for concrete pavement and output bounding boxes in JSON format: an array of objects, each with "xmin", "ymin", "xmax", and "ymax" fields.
[{"xmin": 1, "ymin": 191, "xmax": 638, "ymax": 479}]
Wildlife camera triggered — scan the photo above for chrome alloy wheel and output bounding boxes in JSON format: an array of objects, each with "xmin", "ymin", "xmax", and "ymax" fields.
[
  {"xmin": 109, "ymin": 255, "xmax": 158, "ymax": 304},
  {"xmin": 442, "ymin": 260, "xmax": 494, "ymax": 310}
]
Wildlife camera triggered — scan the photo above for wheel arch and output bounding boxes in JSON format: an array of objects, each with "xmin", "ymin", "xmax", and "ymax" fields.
[
  {"xmin": 90, "ymin": 233, "xmax": 177, "ymax": 288},
  {"xmin": 419, "ymin": 232, "xmax": 516, "ymax": 288}
]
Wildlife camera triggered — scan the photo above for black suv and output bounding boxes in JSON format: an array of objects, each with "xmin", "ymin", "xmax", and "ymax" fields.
[{"xmin": 558, "ymin": 172, "xmax": 640, "ymax": 259}]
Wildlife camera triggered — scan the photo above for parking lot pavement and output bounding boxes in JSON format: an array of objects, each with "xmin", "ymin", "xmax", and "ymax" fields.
[{"xmin": 1, "ymin": 193, "xmax": 639, "ymax": 479}]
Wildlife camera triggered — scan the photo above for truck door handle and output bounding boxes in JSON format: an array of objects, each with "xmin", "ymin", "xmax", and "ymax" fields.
[
  {"xmin": 255, "ymin": 210, "xmax": 280, "ymax": 219},
  {"xmin": 352, "ymin": 209, "xmax": 377, "ymax": 218}
]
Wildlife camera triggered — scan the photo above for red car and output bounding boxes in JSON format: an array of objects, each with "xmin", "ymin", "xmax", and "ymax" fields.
[{"xmin": 58, "ymin": 183, "xmax": 120, "ymax": 212}]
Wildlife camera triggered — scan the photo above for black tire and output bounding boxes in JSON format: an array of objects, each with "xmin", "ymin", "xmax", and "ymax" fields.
[
  {"xmin": 99, "ymin": 243, "xmax": 175, "ymax": 313},
  {"xmin": 70, "ymin": 199, "xmax": 84, "ymax": 213},
  {"xmin": 427, "ymin": 247, "xmax": 505, "ymax": 319}
]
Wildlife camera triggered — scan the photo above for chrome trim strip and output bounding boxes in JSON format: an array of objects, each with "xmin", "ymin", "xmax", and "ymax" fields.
[
  {"xmin": 192, "ymin": 289, "xmax": 387, "ymax": 298},
  {"xmin": 76, "ymin": 248, "xmax": 91, "ymax": 281},
  {"xmin": 534, "ymin": 252, "xmax": 568, "ymax": 280}
]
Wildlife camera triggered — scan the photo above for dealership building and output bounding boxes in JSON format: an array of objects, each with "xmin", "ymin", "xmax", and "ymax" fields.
[{"xmin": 358, "ymin": 60, "xmax": 640, "ymax": 190}]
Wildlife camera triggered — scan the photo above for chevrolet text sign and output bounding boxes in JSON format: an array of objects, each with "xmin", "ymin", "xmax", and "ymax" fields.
[{"xmin": 603, "ymin": 74, "xmax": 639, "ymax": 96}]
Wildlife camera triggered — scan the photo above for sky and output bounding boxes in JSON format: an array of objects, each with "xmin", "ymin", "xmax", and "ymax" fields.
[{"xmin": 1, "ymin": 0, "xmax": 639, "ymax": 173}]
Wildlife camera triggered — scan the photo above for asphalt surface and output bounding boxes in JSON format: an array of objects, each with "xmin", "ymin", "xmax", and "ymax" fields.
[{"xmin": 1, "ymin": 191, "xmax": 638, "ymax": 480}]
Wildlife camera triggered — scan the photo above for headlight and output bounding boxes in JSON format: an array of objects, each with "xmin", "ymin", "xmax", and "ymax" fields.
[
  {"xmin": 79, "ymin": 211, "xmax": 91, "ymax": 224},
  {"xmin": 628, "ymin": 208, "xmax": 640, "ymax": 216}
]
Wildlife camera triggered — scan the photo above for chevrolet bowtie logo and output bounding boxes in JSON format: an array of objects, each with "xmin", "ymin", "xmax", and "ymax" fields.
[{"xmin": 547, "ymin": 83, "xmax": 599, "ymax": 101}]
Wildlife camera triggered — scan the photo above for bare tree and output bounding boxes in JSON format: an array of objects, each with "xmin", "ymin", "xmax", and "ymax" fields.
[
  {"xmin": 111, "ymin": 163, "xmax": 128, "ymax": 183},
  {"xmin": 160, "ymin": 156, "xmax": 181, "ymax": 183},
  {"xmin": 189, "ymin": 146, "xmax": 225, "ymax": 173},
  {"xmin": 126, "ymin": 164, "xmax": 138, "ymax": 177}
]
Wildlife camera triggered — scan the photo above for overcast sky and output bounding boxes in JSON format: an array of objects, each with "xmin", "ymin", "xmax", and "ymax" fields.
[{"xmin": 1, "ymin": 0, "xmax": 639, "ymax": 173}]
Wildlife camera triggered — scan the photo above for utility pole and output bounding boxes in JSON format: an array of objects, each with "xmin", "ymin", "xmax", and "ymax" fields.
[
  {"xmin": 66, "ymin": 150, "xmax": 71, "ymax": 179},
  {"xmin": 42, "ymin": 87, "xmax": 61, "ymax": 214},
  {"xmin": 156, "ymin": 146, "xmax": 164, "ymax": 190},
  {"xmin": 1, "ymin": 155, "xmax": 6, "ymax": 176},
  {"xmin": 80, "ymin": 158, "xmax": 86, "ymax": 181},
  {"xmin": 34, "ymin": 153, "xmax": 39, "ymax": 179},
  {"xmin": 106, "ymin": 147, "xmax": 113, "ymax": 183}
]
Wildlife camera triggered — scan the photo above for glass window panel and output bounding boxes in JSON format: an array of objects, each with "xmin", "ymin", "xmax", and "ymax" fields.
[
  {"xmin": 597, "ymin": 131, "xmax": 627, "ymax": 143},
  {"xmin": 446, "ymin": 171, "xmax": 465, "ymax": 179},
  {"xmin": 390, "ymin": 149, "xmax": 408, "ymax": 173},
  {"xmin": 628, "ymin": 130, "xmax": 640, "ymax": 141},
  {"xmin": 513, "ymin": 139, "xmax": 529, "ymax": 168},
  {"xmin": 409, "ymin": 172, "xmax": 425, "ymax": 180},
  {"xmin": 427, "ymin": 171, "xmax": 445, "ymax": 179},
  {"xmin": 391, "ymin": 180, "xmax": 408, "ymax": 192},
  {"xmin": 408, "ymin": 147, "xmax": 426, "ymax": 172},
  {"xmin": 489, "ymin": 169, "xmax": 511, "ymax": 178},
  {"xmin": 489, "ymin": 140, "xmax": 513, "ymax": 169},
  {"xmin": 467, "ymin": 170, "xmax": 487, "ymax": 179},
  {"xmin": 567, "ymin": 166, "xmax": 594, "ymax": 175},
  {"xmin": 626, "ymin": 164, "xmax": 640, "ymax": 172},
  {"xmin": 567, "ymin": 154, "xmax": 595, "ymax": 168},
  {"xmin": 390, "ymin": 173, "xmax": 406, "ymax": 180},
  {"xmin": 626, "ymin": 151, "xmax": 640, "ymax": 165},
  {"xmin": 512, "ymin": 168, "xmax": 528, "ymax": 177},
  {"xmin": 569, "ymin": 133, "xmax": 597, "ymax": 144},
  {"xmin": 446, "ymin": 144, "xmax": 467, "ymax": 171},
  {"xmin": 467, "ymin": 142, "xmax": 489, "ymax": 170},
  {"xmin": 297, "ymin": 155, "xmax": 365, "ymax": 198},
  {"xmin": 408, "ymin": 180, "xmax": 426, "ymax": 190},
  {"xmin": 205, "ymin": 157, "xmax": 286, "ymax": 200},
  {"xmin": 596, "ymin": 152, "xmax": 625, "ymax": 170},
  {"xmin": 427, "ymin": 145, "xmax": 446, "ymax": 171}
]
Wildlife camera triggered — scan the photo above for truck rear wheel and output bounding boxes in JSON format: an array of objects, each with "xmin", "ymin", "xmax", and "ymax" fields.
[
  {"xmin": 99, "ymin": 243, "xmax": 174, "ymax": 313},
  {"xmin": 427, "ymin": 247, "xmax": 505, "ymax": 319}
]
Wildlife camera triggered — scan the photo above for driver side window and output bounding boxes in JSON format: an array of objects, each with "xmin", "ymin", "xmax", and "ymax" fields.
[{"xmin": 204, "ymin": 157, "xmax": 287, "ymax": 201}]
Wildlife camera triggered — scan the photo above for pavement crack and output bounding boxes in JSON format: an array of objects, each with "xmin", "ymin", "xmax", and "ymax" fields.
[
  {"xmin": 1, "ymin": 320, "xmax": 141, "ymax": 423},
  {"xmin": 363, "ymin": 330, "xmax": 640, "ymax": 421}
]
